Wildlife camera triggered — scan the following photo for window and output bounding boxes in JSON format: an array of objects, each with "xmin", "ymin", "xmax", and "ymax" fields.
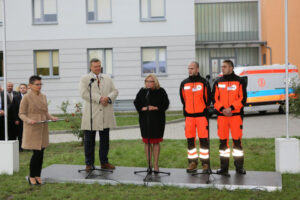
[
  {"xmin": 87, "ymin": 0, "xmax": 112, "ymax": 23},
  {"xmin": 0, "ymin": 0, "xmax": 3, "ymax": 25},
  {"xmin": 195, "ymin": 2, "xmax": 258, "ymax": 41},
  {"xmin": 141, "ymin": 47, "xmax": 166, "ymax": 75},
  {"xmin": 34, "ymin": 50, "xmax": 59, "ymax": 78},
  {"xmin": 140, "ymin": 0, "xmax": 165, "ymax": 21},
  {"xmin": 33, "ymin": 0, "xmax": 57, "ymax": 24},
  {"xmin": 88, "ymin": 49, "xmax": 113, "ymax": 75}
]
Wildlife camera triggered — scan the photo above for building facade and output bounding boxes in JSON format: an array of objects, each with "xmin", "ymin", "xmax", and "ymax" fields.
[
  {"xmin": 0, "ymin": 0, "xmax": 195, "ymax": 112},
  {"xmin": 0, "ymin": 0, "xmax": 299, "ymax": 113}
]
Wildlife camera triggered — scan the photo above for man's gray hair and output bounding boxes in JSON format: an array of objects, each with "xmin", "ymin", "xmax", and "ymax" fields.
[{"xmin": 90, "ymin": 58, "xmax": 101, "ymax": 66}]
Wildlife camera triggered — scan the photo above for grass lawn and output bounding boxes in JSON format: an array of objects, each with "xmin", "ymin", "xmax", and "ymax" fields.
[
  {"xmin": 1, "ymin": 139, "xmax": 300, "ymax": 200},
  {"xmin": 49, "ymin": 111, "xmax": 184, "ymax": 131}
]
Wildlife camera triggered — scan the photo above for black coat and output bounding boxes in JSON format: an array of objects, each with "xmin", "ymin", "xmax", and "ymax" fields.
[
  {"xmin": 0, "ymin": 91, "xmax": 19, "ymax": 140},
  {"xmin": 134, "ymin": 87, "xmax": 169, "ymax": 139}
]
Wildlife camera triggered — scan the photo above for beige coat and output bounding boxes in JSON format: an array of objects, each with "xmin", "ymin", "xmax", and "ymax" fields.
[
  {"xmin": 19, "ymin": 91, "xmax": 52, "ymax": 150},
  {"xmin": 80, "ymin": 73, "xmax": 118, "ymax": 131}
]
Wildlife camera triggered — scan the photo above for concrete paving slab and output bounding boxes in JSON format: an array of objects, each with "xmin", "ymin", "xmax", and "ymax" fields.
[{"xmin": 41, "ymin": 164, "xmax": 282, "ymax": 192}]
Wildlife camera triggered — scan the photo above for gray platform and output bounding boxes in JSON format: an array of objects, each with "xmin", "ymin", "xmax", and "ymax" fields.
[{"xmin": 41, "ymin": 164, "xmax": 282, "ymax": 192}]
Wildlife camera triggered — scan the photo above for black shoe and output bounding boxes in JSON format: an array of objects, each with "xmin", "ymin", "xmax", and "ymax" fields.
[
  {"xmin": 216, "ymin": 168, "xmax": 230, "ymax": 176},
  {"xmin": 27, "ymin": 177, "xmax": 37, "ymax": 186},
  {"xmin": 236, "ymin": 168, "xmax": 246, "ymax": 174}
]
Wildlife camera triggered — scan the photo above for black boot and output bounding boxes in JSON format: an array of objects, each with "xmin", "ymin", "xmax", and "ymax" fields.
[
  {"xmin": 234, "ymin": 156, "xmax": 246, "ymax": 174},
  {"xmin": 216, "ymin": 157, "xmax": 230, "ymax": 176}
]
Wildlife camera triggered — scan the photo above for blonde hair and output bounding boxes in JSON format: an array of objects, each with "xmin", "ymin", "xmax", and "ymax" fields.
[{"xmin": 144, "ymin": 74, "xmax": 160, "ymax": 90}]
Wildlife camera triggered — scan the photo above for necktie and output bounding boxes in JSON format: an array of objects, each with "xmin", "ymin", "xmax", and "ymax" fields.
[
  {"xmin": 96, "ymin": 76, "xmax": 100, "ymax": 87},
  {"xmin": 8, "ymin": 92, "xmax": 12, "ymax": 102}
]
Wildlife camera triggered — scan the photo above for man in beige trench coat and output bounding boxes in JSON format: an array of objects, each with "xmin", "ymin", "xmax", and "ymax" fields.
[{"xmin": 80, "ymin": 58, "xmax": 118, "ymax": 171}]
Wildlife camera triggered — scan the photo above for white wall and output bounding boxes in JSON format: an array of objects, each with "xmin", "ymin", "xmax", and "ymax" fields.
[
  {"xmin": 0, "ymin": 0, "xmax": 195, "ymax": 41},
  {"xmin": 0, "ymin": 0, "xmax": 196, "ymax": 113}
]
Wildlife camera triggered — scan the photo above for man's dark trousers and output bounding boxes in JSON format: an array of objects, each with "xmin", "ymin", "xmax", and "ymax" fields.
[{"xmin": 84, "ymin": 128, "xmax": 110, "ymax": 166}]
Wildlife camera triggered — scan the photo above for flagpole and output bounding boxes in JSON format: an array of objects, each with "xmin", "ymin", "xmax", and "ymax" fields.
[
  {"xmin": 284, "ymin": 0, "xmax": 289, "ymax": 139},
  {"xmin": 2, "ymin": 0, "xmax": 8, "ymax": 141}
]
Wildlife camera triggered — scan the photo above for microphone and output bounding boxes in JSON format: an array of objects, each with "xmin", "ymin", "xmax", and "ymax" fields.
[
  {"xmin": 89, "ymin": 78, "xmax": 95, "ymax": 86},
  {"xmin": 145, "ymin": 88, "xmax": 150, "ymax": 102}
]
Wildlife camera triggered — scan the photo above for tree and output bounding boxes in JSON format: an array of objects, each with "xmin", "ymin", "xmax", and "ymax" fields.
[
  {"xmin": 60, "ymin": 101, "xmax": 84, "ymax": 145},
  {"xmin": 289, "ymin": 78, "xmax": 300, "ymax": 118}
]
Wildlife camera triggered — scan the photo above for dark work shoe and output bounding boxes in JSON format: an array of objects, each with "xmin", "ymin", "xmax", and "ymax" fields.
[
  {"xmin": 202, "ymin": 164, "xmax": 212, "ymax": 174},
  {"xmin": 236, "ymin": 168, "xmax": 246, "ymax": 175},
  {"xmin": 216, "ymin": 168, "xmax": 230, "ymax": 176},
  {"xmin": 85, "ymin": 165, "xmax": 94, "ymax": 173},
  {"xmin": 101, "ymin": 163, "xmax": 116, "ymax": 170},
  {"xmin": 186, "ymin": 161, "xmax": 198, "ymax": 173}
]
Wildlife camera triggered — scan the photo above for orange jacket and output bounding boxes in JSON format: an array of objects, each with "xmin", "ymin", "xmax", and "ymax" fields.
[
  {"xmin": 180, "ymin": 73, "xmax": 211, "ymax": 117},
  {"xmin": 212, "ymin": 72, "xmax": 247, "ymax": 115}
]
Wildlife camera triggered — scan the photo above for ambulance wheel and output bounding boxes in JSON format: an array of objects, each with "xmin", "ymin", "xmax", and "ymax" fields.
[
  {"xmin": 279, "ymin": 105, "xmax": 285, "ymax": 114},
  {"xmin": 259, "ymin": 111, "xmax": 267, "ymax": 115}
]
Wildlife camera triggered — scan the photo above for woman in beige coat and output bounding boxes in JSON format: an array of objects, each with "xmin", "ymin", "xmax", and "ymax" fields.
[{"xmin": 19, "ymin": 75, "xmax": 58, "ymax": 185}]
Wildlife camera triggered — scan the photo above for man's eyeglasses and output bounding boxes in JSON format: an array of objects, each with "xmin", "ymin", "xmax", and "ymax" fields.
[{"xmin": 33, "ymin": 84, "xmax": 43, "ymax": 86}]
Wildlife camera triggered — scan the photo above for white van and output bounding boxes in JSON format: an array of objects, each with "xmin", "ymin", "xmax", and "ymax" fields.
[{"xmin": 233, "ymin": 65, "xmax": 299, "ymax": 113}]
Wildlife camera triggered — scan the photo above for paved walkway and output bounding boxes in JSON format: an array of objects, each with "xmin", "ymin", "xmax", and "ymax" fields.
[{"xmin": 50, "ymin": 112, "xmax": 300, "ymax": 143}]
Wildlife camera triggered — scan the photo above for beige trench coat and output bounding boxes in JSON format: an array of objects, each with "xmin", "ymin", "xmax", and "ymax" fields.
[
  {"xmin": 19, "ymin": 91, "xmax": 53, "ymax": 150},
  {"xmin": 80, "ymin": 73, "xmax": 118, "ymax": 131}
]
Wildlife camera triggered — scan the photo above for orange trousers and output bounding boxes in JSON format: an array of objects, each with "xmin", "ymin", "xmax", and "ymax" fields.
[
  {"xmin": 217, "ymin": 115, "xmax": 243, "ymax": 142},
  {"xmin": 185, "ymin": 117, "xmax": 208, "ymax": 139}
]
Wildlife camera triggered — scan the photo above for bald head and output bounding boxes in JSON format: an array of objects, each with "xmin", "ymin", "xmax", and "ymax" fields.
[
  {"xmin": 7, "ymin": 82, "xmax": 13, "ymax": 93},
  {"xmin": 188, "ymin": 61, "xmax": 199, "ymax": 76}
]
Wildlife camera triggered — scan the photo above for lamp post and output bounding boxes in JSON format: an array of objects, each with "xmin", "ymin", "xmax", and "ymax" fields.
[
  {"xmin": 284, "ymin": 0, "xmax": 289, "ymax": 139},
  {"xmin": 2, "ymin": 0, "xmax": 8, "ymax": 141}
]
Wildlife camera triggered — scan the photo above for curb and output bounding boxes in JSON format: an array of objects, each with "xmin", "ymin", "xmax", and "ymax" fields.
[{"xmin": 49, "ymin": 118, "xmax": 185, "ymax": 135}]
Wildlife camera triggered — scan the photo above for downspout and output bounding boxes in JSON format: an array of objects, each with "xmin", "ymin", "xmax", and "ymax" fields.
[{"xmin": 264, "ymin": 45, "xmax": 272, "ymax": 65}]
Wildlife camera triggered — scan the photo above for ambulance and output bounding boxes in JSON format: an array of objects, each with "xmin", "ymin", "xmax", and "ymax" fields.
[{"xmin": 233, "ymin": 64, "xmax": 299, "ymax": 113}]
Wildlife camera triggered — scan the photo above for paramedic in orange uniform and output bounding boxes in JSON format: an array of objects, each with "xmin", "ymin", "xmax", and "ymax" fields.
[
  {"xmin": 212, "ymin": 60, "xmax": 247, "ymax": 175},
  {"xmin": 180, "ymin": 61, "xmax": 211, "ymax": 173}
]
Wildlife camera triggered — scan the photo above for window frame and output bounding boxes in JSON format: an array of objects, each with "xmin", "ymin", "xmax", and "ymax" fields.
[
  {"xmin": 34, "ymin": 49, "xmax": 60, "ymax": 79},
  {"xmin": 140, "ymin": 0, "xmax": 166, "ymax": 22},
  {"xmin": 87, "ymin": 48, "xmax": 114, "ymax": 77},
  {"xmin": 0, "ymin": 0, "xmax": 3, "ymax": 26},
  {"xmin": 141, "ymin": 46, "xmax": 167, "ymax": 77},
  {"xmin": 32, "ymin": 0, "xmax": 58, "ymax": 25},
  {"xmin": 86, "ymin": 0, "xmax": 112, "ymax": 24},
  {"xmin": 0, "ymin": 52, "xmax": 3, "ymax": 80}
]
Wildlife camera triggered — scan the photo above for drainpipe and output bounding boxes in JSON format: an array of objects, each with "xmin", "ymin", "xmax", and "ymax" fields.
[{"xmin": 264, "ymin": 45, "xmax": 272, "ymax": 65}]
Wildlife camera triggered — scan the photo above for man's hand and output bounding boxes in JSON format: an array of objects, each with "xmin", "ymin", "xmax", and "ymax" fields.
[
  {"xmin": 223, "ymin": 108, "xmax": 232, "ymax": 117},
  {"xmin": 100, "ymin": 97, "xmax": 109, "ymax": 106},
  {"xmin": 0, "ymin": 110, "xmax": 4, "ymax": 116},
  {"xmin": 15, "ymin": 120, "xmax": 20, "ymax": 125}
]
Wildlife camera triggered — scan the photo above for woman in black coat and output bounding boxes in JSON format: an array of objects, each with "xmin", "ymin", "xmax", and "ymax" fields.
[{"xmin": 134, "ymin": 74, "xmax": 169, "ymax": 172}]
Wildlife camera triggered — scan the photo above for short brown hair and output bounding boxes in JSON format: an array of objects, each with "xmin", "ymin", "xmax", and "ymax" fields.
[
  {"xmin": 223, "ymin": 60, "xmax": 234, "ymax": 68},
  {"xmin": 29, "ymin": 75, "xmax": 42, "ymax": 84},
  {"xmin": 19, "ymin": 83, "xmax": 28, "ymax": 88}
]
